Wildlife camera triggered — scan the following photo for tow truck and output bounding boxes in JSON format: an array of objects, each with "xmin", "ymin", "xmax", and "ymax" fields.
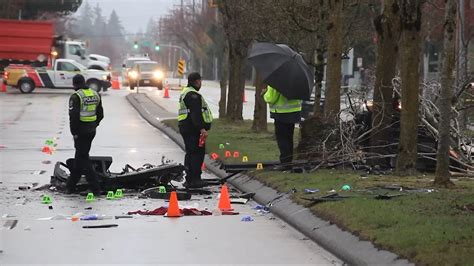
[{"xmin": 3, "ymin": 59, "xmax": 111, "ymax": 93}]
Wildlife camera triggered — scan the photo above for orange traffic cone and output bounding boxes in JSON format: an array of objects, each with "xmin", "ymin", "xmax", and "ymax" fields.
[
  {"xmin": 111, "ymin": 74, "xmax": 120, "ymax": 90},
  {"xmin": 165, "ymin": 191, "xmax": 182, "ymax": 217},
  {"xmin": 163, "ymin": 85, "xmax": 170, "ymax": 98},
  {"xmin": 218, "ymin": 184, "xmax": 234, "ymax": 211}
]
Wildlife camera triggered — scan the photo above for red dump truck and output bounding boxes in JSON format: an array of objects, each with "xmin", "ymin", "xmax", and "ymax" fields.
[
  {"xmin": 0, "ymin": 19, "xmax": 54, "ymax": 70},
  {"xmin": 0, "ymin": 19, "xmax": 110, "ymax": 72}
]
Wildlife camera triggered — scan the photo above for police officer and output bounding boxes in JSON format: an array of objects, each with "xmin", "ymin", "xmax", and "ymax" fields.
[
  {"xmin": 178, "ymin": 72, "xmax": 212, "ymax": 188},
  {"xmin": 263, "ymin": 85, "xmax": 302, "ymax": 170},
  {"xmin": 66, "ymin": 74, "xmax": 103, "ymax": 194}
]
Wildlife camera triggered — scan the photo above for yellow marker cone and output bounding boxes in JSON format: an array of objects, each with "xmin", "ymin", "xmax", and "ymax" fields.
[
  {"xmin": 256, "ymin": 163, "xmax": 263, "ymax": 170},
  {"xmin": 242, "ymin": 156, "xmax": 248, "ymax": 162}
]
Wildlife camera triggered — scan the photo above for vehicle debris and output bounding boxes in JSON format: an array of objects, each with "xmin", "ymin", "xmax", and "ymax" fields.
[
  {"xmin": 48, "ymin": 156, "xmax": 185, "ymax": 192},
  {"xmin": 374, "ymin": 194, "xmax": 405, "ymax": 200},
  {"xmin": 3, "ymin": 220, "xmax": 18, "ymax": 230},
  {"xmin": 83, "ymin": 224, "xmax": 118, "ymax": 229},
  {"xmin": 301, "ymin": 193, "xmax": 351, "ymax": 205},
  {"xmin": 241, "ymin": 216, "xmax": 254, "ymax": 222}
]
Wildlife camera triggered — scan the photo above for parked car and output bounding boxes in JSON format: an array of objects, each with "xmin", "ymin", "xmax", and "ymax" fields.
[{"xmin": 128, "ymin": 61, "xmax": 165, "ymax": 90}]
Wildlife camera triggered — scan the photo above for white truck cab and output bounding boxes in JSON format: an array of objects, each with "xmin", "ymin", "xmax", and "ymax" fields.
[{"xmin": 56, "ymin": 41, "xmax": 111, "ymax": 71}]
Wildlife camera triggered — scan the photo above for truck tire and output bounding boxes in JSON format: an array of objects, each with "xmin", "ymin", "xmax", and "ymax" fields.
[
  {"xmin": 18, "ymin": 78, "xmax": 35, "ymax": 93},
  {"xmin": 86, "ymin": 79, "xmax": 102, "ymax": 92},
  {"xmin": 157, "ymin": 81, "xmax": 163, "ymax": 90}
]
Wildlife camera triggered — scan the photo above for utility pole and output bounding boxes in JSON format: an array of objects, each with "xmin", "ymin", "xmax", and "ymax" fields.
[{"xmin": 168, "ymin": 41, "xmax": 172, "ymax": 75}]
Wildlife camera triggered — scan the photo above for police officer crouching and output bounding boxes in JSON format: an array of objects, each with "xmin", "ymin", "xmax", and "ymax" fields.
[
  {"xmin": 178, "ymin": 72, "xmax": 212, "ymax": 188},
  {"xmin": 66, "ymin": 74, "xmax": 103, "ymax": 194}
]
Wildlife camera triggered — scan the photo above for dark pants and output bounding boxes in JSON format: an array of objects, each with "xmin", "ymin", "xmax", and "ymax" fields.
[
  {"xmin": 66, "ymin": 132, "xmax": 101, "ymax": 192},
  {"xmin": 180, "ymin": 129, "xmax": 205, "ymax": 184},
  {"xmin": 275, "ymin": 120, "xmax": 295, "ymax": 165}
]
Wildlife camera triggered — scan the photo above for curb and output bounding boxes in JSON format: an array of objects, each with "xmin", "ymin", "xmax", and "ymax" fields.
[{"xmin": 126, "ymin": 93, "xmax": 412, "ymax": 266}]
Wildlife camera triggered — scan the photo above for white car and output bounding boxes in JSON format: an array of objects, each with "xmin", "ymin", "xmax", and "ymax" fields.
[
  {"xmin": 122, "ymin": 56, "xmax": 151, "ymax": 85},
  {"xmin": 127, "ymin": 61, "xmax": 165, "ymax": 90}
]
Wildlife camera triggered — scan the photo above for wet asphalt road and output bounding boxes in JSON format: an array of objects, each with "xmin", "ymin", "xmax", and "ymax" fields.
[{"xmin": 0, "ymin": 86, "xmax": 341, "ymax": 265}]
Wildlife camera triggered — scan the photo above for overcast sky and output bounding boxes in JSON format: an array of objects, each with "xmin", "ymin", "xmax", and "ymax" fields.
[{"xmin": 77, "ymin": 0, "xmax": 176, "ymax": 33}]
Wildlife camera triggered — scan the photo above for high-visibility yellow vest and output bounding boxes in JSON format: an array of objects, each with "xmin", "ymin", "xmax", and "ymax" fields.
[
  {"xmin": 75, "ymin": 88, "xmax": 100, "ymax": 122},
  {"xmin": 264, "ymin": 85, "xmax": 302, "ymax": 113},
  {"xmin": 178, "ymin": 87, "xmax": 213, "ymax": 123}
]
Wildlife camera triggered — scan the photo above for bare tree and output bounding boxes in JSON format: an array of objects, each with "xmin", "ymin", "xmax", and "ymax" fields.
[
  {"xmin": 219, "ymin": 39, "xmax": 228, "ymax": 118},
  {"xmin": 218, "ymin": 0, "xmax": 255, "ymax": 121},
  {"xmin": 434, "ymin": 0, "xmax": 457, "ymax": 186},
  {"xmin": 396, "ymin": 0, "xmax": 423, "ymax": 176},
  {"xmin": 323, "ymin": 0, "xmax": 345, "ymax": 122},
  {"xmin": 252, "ymin": 72, "xmax": 268, "ymax": 132},
  {"xmin": 370, "ymin": 0, "xmax": 401, "ymax": 165}
]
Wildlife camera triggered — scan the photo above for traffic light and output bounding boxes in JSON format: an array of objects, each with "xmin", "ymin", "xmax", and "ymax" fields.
[
  {"xmin": 133, "ymin": 41, "xmax": 138, "ymax": 49},
  {"xmin": 155, "ymin": 42, "xmax": 160, "ymax": 51}
]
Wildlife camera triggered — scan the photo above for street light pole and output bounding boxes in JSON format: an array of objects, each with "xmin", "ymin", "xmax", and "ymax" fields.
[{"xmin": 159, "ymin": 44, "xmax": 191, "ymax": 62}]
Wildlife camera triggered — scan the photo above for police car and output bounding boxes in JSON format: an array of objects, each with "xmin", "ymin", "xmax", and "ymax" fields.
[{"xmin": 3, "ymin": 59, "xmax": 111, "ymax": 93}]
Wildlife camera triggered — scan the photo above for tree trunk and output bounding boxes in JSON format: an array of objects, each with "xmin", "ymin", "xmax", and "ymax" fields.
[
  {"xmin": 252, "ymin": 72, "xmax": 268, "ymax": 132},
  {"xmin": 457, "ymin": 0, "xmax": 468, "ymax": 131},
  {"xmin": 396, "ymin": 0, "xmax": 422, "ymax": 176},
  {"xmin": 226, "ymin": 41, "xmax": 247, "ymax": 121},
  {"xmin": 434, "ymin": 0, "xmax": 457, "ymax": 187},
  {"xmin": 323, "ymin": 0, "xmax": 344, "ymax": 123},
  {"xmin": 370, "ymin": 0, "xmax": 401, "ymax": 166},
  {"xmin": 312, "ymin": 48, "xmax": 325, "ymax": 118},
  {"xmin": 218, "ymin": 42, "xmax": 229, "ymax": 118}
]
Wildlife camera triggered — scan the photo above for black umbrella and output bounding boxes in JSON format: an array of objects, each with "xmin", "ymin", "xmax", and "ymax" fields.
[{"xmin": 248, "ymin": 42, "xmax": 314, "ymax": 100}]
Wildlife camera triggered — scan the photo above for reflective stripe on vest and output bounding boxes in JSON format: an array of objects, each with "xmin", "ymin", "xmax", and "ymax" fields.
[
  {"xmin": 269, "ymin": 96, "xmax": 302, "ymax": 114},
  {"xmin": 178, "ymin": 87, "xmax": 213, "ymax": 123},
  {"xmin": 75, "ymin": 88, "xmax": 100, "ymax": 122}
]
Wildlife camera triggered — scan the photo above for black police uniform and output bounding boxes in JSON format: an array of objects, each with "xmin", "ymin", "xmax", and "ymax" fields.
[
  {"xmin": 179, "ymin": 84, "xmax": 211, "ymax": 187},
  {"xmin": 272, "ymin": 112, "xmax": 301, "ymax": 166},
  {"xmin": 66, "ymin": 79, "xmax": 104, "ymax": 194}
]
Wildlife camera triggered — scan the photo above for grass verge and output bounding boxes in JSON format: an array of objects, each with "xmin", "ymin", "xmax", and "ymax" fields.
[
  {"xmin": 163, "ymin": 118, "xmax": 474, "ymax": 265},
  {"xmin": 163, "ymin": 118, "xmax": 289, "ymax": 162}
]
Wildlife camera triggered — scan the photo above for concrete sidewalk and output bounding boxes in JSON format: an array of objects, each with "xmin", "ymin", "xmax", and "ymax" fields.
[{"xmin": 126, "ymin": 93, "xmax": 412, "ymax": 266}]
